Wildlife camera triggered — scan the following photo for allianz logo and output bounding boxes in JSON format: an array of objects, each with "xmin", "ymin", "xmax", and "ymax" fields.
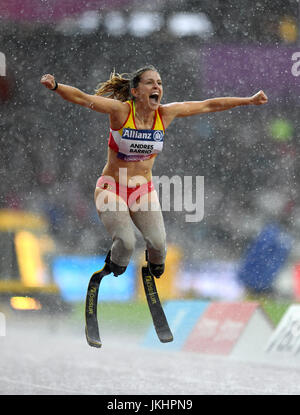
[{"xmin": 122, "ymin": 128, "xmax": 163, "ymax": 141}]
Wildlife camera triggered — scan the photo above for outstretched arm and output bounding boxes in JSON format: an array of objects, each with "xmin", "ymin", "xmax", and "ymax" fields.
[
  {"xmin": 40, "ymin": 74, "xmax": 126, "ymax": 115},
  {"xmin": 161, "ymin": 90, "xmax": 268, "ymax": 127}
]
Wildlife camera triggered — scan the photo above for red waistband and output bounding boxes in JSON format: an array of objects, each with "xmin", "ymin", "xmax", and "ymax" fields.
[{"xmin": 96, "ymin": 176, "xmax": 154, "ymax": 207}]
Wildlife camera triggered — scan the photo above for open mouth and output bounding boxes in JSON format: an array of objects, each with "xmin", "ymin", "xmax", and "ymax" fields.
[{"xmin": 149, "ymin": 93, "xmax": 159, "ymax": 104}]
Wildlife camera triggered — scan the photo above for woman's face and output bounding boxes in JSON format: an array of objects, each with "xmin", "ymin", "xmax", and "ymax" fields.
[{"xmin": 132, "ymin": 70, "xmax": 163, "ymax": 110}]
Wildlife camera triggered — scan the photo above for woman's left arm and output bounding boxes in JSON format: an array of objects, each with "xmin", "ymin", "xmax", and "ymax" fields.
[{"xmin": 161, "ymin": 90, "xmax": 268, "ymax": 127}]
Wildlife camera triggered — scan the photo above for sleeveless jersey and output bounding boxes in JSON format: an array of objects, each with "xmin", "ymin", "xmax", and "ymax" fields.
[{"xmin": 108, "ymin": 100, "xmax": 165, "ymax": 162}]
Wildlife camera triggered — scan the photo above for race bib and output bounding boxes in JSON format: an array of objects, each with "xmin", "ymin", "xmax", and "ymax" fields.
[{"xmin": 118, "ymin": 128, "xmax": 164, "ymax": 157}]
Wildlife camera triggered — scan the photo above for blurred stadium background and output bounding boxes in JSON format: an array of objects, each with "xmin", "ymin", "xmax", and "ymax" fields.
[{"xmin": 0, "ymin": 0, "xmax": 300, "ymax": 315}]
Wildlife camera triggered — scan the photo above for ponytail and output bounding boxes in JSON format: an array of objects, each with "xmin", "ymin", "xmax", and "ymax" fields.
[{"xmin": 95, "ymin": 70, "xmax": 131, "ymax": 102}]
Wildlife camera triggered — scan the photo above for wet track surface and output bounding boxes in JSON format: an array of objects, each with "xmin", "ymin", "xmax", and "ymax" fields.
[{"xmin": 1, "ymin": 313, "xmax": 300, "ymax": 395}]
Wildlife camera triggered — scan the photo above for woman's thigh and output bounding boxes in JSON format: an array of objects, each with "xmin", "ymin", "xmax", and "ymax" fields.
[
  {"xmin": 94, "ymin": 187, "xmax": 136, "ymax": 249},
  {"xmin": 129, "ymin": 190, "xmax": 166, "ymax": 261}
]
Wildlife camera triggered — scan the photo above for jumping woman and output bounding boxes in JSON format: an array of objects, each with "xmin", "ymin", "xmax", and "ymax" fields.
[{"xmin": 40, "ymin": 66, "xmax": 268, "ymax": 279}]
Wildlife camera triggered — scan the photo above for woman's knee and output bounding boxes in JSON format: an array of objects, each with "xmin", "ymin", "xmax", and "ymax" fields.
[
  {"xmin": 110, "ymin": 234, "xmax": 135, "ymax": 268},
  {"xmin": 113, "ymin": 231, "xmax": 136, "ymax": 256},
  {"xmin": 145, "ymin": 232, "xmax": 167, "ymax": 261}
]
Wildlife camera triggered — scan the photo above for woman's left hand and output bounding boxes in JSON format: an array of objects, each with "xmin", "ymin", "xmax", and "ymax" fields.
[{"xmin": 251, "ymin": 90, "xmax": 268, "ymax": 105}]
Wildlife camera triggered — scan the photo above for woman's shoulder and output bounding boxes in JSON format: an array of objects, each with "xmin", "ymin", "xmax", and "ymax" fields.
[
  {"xmin": 158, "ymin": 103, "xmax": 179, "ymax": 129},
  {"xmin": 109, "ymin": 100, "xmax": 131, "ymax": 130}
]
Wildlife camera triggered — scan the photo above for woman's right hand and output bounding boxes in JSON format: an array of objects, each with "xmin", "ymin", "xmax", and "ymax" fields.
[{"xmin": 40, "ymin": 74, "xmax": 56, "ymax": 90}]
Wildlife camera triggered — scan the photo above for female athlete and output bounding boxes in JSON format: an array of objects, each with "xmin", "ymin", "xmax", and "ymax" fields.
[{"xmin": 40, "ymin": 65, "xmax": 267, "ymax": 278}]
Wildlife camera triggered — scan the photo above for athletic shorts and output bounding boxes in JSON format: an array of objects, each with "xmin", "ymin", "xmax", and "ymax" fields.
[{"xmin": 96, "ymin": 176, "xmax": 155, "ymax": 208}]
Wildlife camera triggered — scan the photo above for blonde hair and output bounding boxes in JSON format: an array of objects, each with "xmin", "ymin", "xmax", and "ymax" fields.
[
  {"xmin": 95, "ymin": 65, "xmax": 159, "ymax": 102},
  {"xmin": 95, "ymin": 70, "xmax": 131, "ymax": 102}
]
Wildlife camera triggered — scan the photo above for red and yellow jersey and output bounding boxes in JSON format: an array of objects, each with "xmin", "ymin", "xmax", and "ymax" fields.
[{"xmin": 108, "ymin": 100, "xmax": 165, "ymax": 162}]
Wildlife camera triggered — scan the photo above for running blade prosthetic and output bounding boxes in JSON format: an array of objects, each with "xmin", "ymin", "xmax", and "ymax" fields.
[
  {"xmin": 85, "ymin": 262, "xmax": 111, "ymax": 348},
  {"xmin": 142, "ymin": 265, "xmax": 173, "ymax": 343}
]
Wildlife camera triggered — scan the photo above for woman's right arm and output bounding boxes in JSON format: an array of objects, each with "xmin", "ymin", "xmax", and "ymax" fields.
[{"xmin": 40, "ymin": 74, "xmax": 125, "ymax": 115}]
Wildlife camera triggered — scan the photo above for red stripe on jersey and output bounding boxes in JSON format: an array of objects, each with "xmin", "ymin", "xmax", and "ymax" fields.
[{"xmin": 108, "ymin": 131, "xmax": 119, "ymax": 153}]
